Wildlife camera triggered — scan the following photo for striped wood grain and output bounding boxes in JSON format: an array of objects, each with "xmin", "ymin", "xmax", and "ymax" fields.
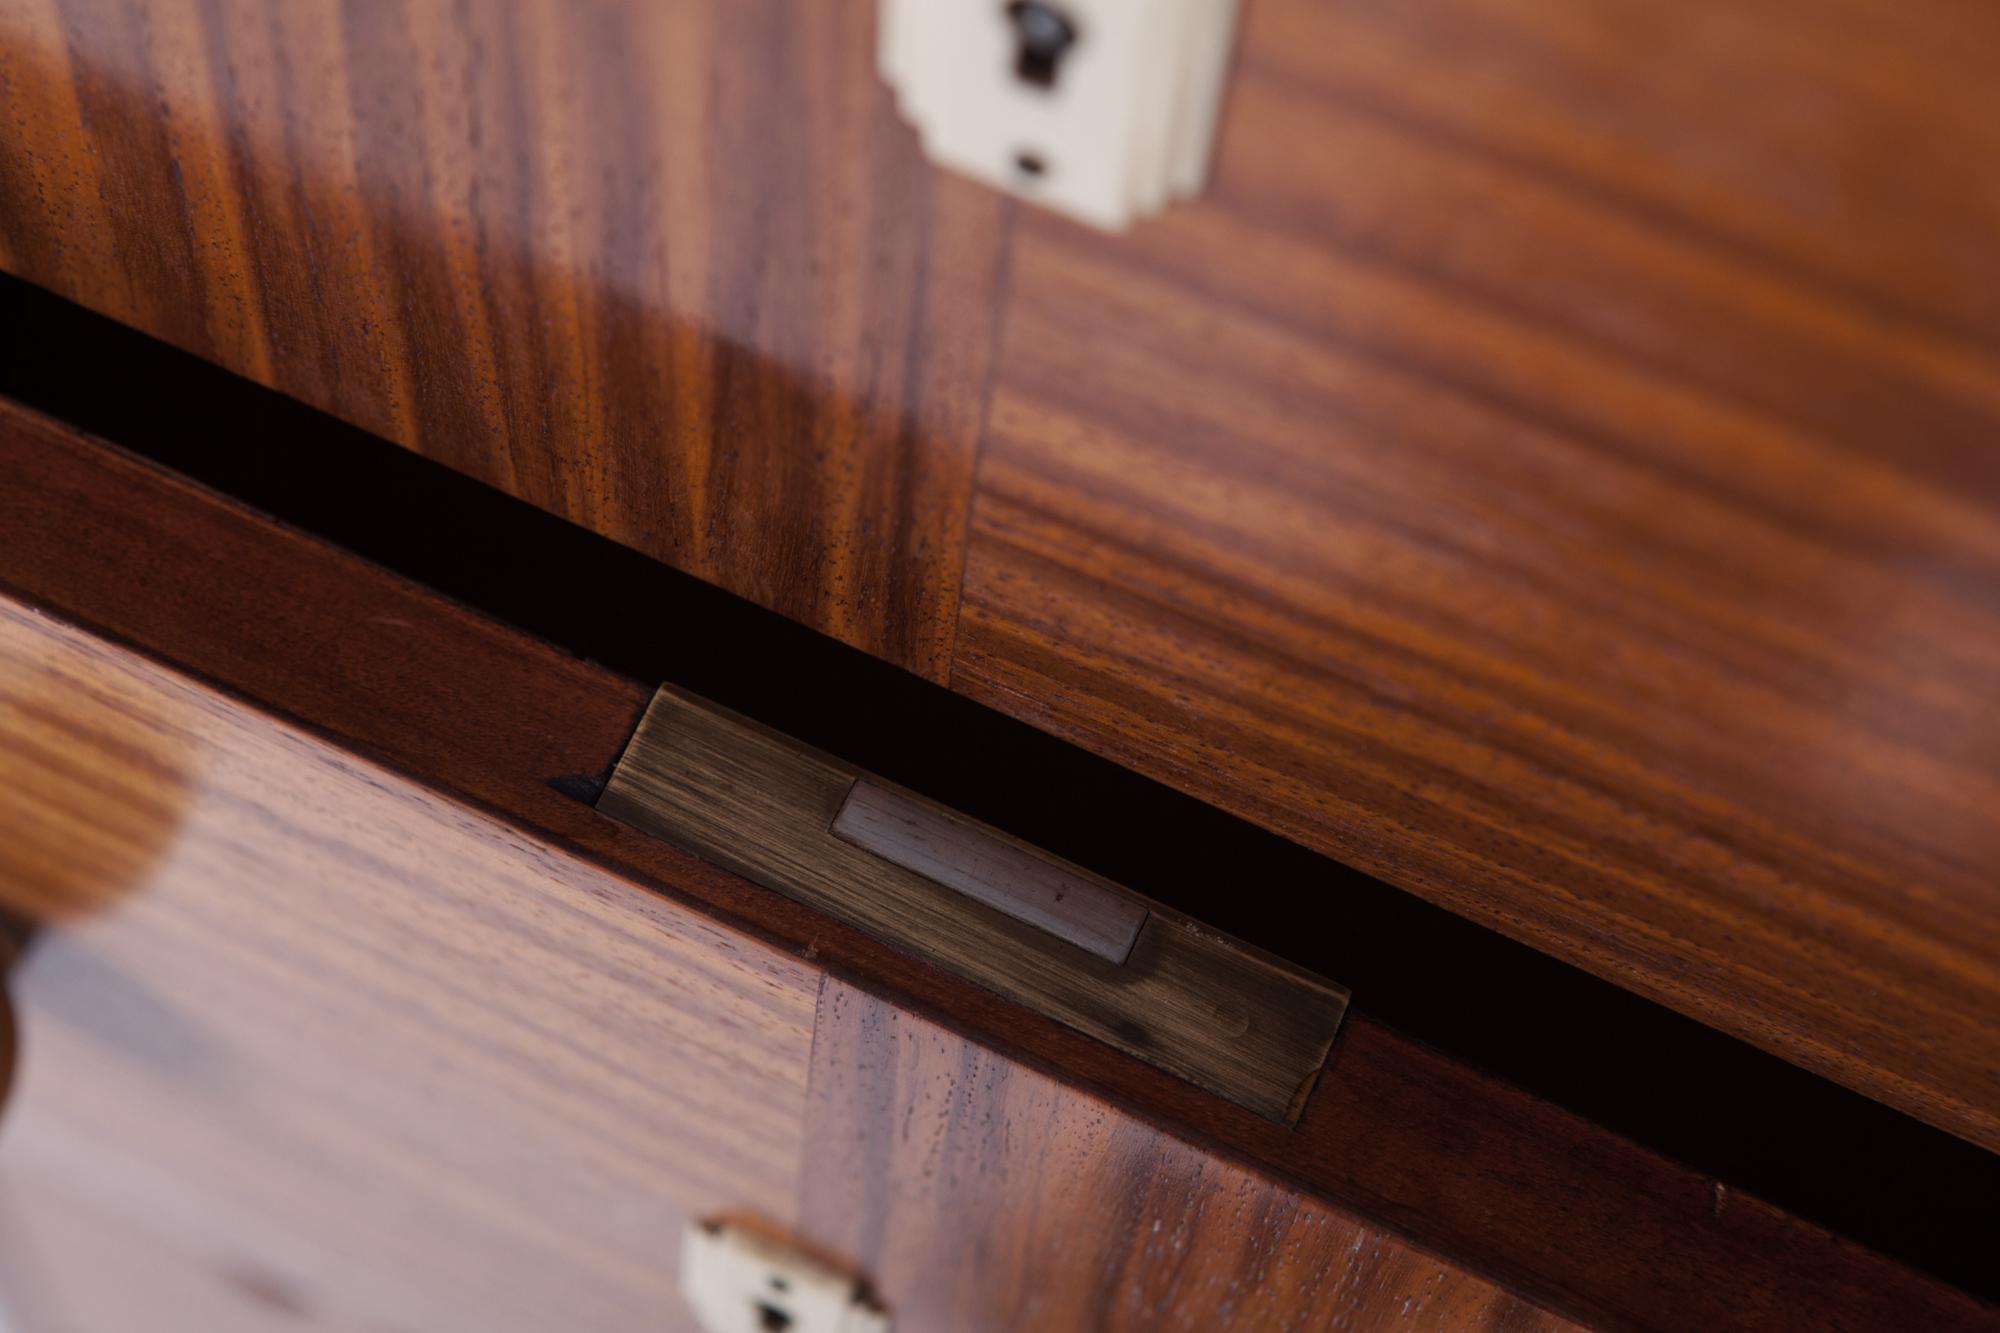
[
  {"xmin": 0, "ymin": 596, "xmax": 821, "ymax": 1333},
  {"xmin": 801, "ymin": 978, "xmax": 1584, "ymax": 1333},
  {"xmin": 599, "ymin": 686, "xmax": 1349, "ymax": 1123},
  {"xmin": 951, "ymin": 0, "xmax": 2000, "ymax": 1150}
]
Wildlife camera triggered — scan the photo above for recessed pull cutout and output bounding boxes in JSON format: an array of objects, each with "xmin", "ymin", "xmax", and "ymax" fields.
[
  {"xmin": 878, "ymin": 0, "xmax": 1243, "ymax": 229},
  {"xmin": 832, "ymin": 779, "xmax": 1148, "ymax": 964}
]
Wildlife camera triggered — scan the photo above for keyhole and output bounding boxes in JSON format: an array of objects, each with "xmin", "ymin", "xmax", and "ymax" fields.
[
  {"xmin": 1005, "ymin": 1, "xmax": 1079, "ymax": 89},
  {"xmin": 755, "ymin": 1301, "xmax": 794, "ymax": 1332}
]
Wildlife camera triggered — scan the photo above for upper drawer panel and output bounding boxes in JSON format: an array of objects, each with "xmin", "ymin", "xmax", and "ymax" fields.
[
  {"xmin": 3, "ymin": 0, "xmax": 1995, "ymax": 1150},
  {"xmin": 0, "ymin": 0, "xmax": 1010, "ymax": 680},
  {"xmin": 955, "ymin": 0, "xmax": 2000, "ymax": 1147}
]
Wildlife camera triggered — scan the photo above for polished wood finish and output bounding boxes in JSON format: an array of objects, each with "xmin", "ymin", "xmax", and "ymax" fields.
[
  {"xmin": 0, "ymin": 0, "xmax": 1007, "ymax": 680},
  {"xmin": 952, "ymin": 0, "xmax": 2000, "ymax": 1149},
  {"xmin": 0, "ymin": 567, "xmax": 1546, "ymax": 1333},
  {"xmin": 601, "ymin": 686, "xmax": 1347, "ymax": 1123},
  {"xmin": 4, "ymin": 406, "xmax": 1991, "ymax": 1329},
  {"xmin": 3, "ymin": 0, "xmax": 1995, "ymax": 1151},
  {"xmin": 0, "ymin": 595, "xmax": 823, "ymax": 1332},
  {"xmin": 803, "ymin": 978, "xmax": 1580, "ymax": 1333}
]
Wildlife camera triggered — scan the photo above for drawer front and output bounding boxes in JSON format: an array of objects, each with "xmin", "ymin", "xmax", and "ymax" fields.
[
  {"xmin": 3, "ymin": 0, "xmax": 1995, "ymax": 1152},
  {"xmin": 0, "ymin": 594, "xmax": 1582, "ymax": 1332},
  {"xmin": 0, "ymin": 598, "xmax": 820, "ymax": 1331}
]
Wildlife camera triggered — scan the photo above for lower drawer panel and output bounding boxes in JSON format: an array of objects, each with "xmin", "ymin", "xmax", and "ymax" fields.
[{"xmin": 0, "ymin": 600, "xmax": 819, "ymax": 1332}]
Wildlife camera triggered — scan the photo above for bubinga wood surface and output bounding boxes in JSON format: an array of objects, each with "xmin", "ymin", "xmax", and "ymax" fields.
[
  {"xmin": 3, "ymin": 402, "xmax": 1990, "ymax": 1332},
  {"xmin": 0, "ymin": 596, "xmax": 822, "ymax": 1333},
  {"xmin": 801, "ymin": 978, "xmax": 1580, "ymax": 1333},
  {"xmin": 0, "ymin": 594, "xmax": 1581, "ymax": 1333},
  {"xmin": 952, "ymin": 0, "xmax": 2000, "ymax": 1150},
  {"xmin": 0, "ymin": 0, "xmax": 1006, "ymax": 680},
  {"xmin": 2, "ymin": 0, "xmax": 1995, "ymax": 1151}
]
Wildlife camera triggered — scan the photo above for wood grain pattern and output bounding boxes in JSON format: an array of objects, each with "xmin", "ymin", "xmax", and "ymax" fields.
[
  {"xmin": 4, "ymin": 0, "xmax": 1994, "ymax": 1149},
  {"xmin": 952, "ymin": 0, "xmax": 2000, "ymax": 1149},
  {"xmin": 833, "ymin": 779, "xmax": 1150, "ymax": 964},
  {"xmin": 6, "ymin": 404, "xmax": 1991, "ymax": 1330},
  {"xmin": 0, "ymin": 0, "xmax": 1008, "ymax": 680},
  {"xmin": 0, "ymin": 595, "xmax": 822, "ymax": 1333},
  {"xmin": 600, "ymin": 687, "xmax": 1347, "ymax": 1122},
  {"xmin": 0, "ymin": 918, "xmax": 19, "ymax": 1120},
  {"xmin": 802, "ymin": 978, "xmax": 1581, "ymax": 1333}
]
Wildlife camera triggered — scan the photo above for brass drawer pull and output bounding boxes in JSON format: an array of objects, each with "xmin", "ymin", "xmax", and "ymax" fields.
[{"xmin": 598, "ymin": 686, "xmax": 1347, "ymax": 1123}]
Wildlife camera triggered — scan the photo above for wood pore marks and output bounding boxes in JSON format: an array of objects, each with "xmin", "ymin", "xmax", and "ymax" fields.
[
  {"xmin": 3, "ymin": 0, "xmax": 1997, "ymax": 1147},
  {"xmin": 0, "ymin": 596, "xmax": 821, "ymax": 1333},
  {"xmin": 801, "ymin": 978, "xmax": 1583, "ymax": 1333},
  {"xmin": 0, "ymin": 0, "xmax": 1009, "ymax": 679},
  {"xmin": 953, "ymin": 0, "xmax": 2000, "ymax": 1149}
]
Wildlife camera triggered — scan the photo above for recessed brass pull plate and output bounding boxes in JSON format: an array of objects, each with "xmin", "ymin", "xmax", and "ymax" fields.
[{"xmin": 598, "ymin": 686, "xmax": 1347, "ymax": 1123}]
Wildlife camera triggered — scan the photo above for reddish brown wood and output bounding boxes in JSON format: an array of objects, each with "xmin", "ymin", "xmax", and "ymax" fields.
[
  {"xmin": 2, "ymin": 0, "xmax": 1994, "ymax": 1153},
  {"xmin": 801, "ymin": 978, "xmax": 1581, "ymax": 1333},
  {"xmin": 0, "ymin": 594, "xmax": 822, "ymax": 1333},
  {"xmin": 953, "ymin": 0, "xmax": 2000, "ymax": 1150},
  {"xmin": 0, "ymin": 0, "xmax": 1008, "ymax": 680},
  {"xmin": 3, "ymin": 402, "xmax": 1988, "ymax": 1331},
  {"xmin": 0, "ymin": 580, "xmax": 1578, "ymax": 1331},
  {"xmin": 600, "ymin": 689, "xmax": 1346, "ymax": 1124}
]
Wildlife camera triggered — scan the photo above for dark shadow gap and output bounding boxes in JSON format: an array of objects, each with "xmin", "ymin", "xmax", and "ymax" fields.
[{"xmin": 0, "ymin": 269, "xmax": 1991, "ymax": 1299}]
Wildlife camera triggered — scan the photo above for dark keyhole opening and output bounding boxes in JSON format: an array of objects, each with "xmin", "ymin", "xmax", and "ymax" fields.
[
  {"xmin": 1006, "ymin": 1, "xmax": 1080, "ymax": 89},
  {"xmin": 755, "ymin": 1301, "xmax": 794, "ymax": 1332}
]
